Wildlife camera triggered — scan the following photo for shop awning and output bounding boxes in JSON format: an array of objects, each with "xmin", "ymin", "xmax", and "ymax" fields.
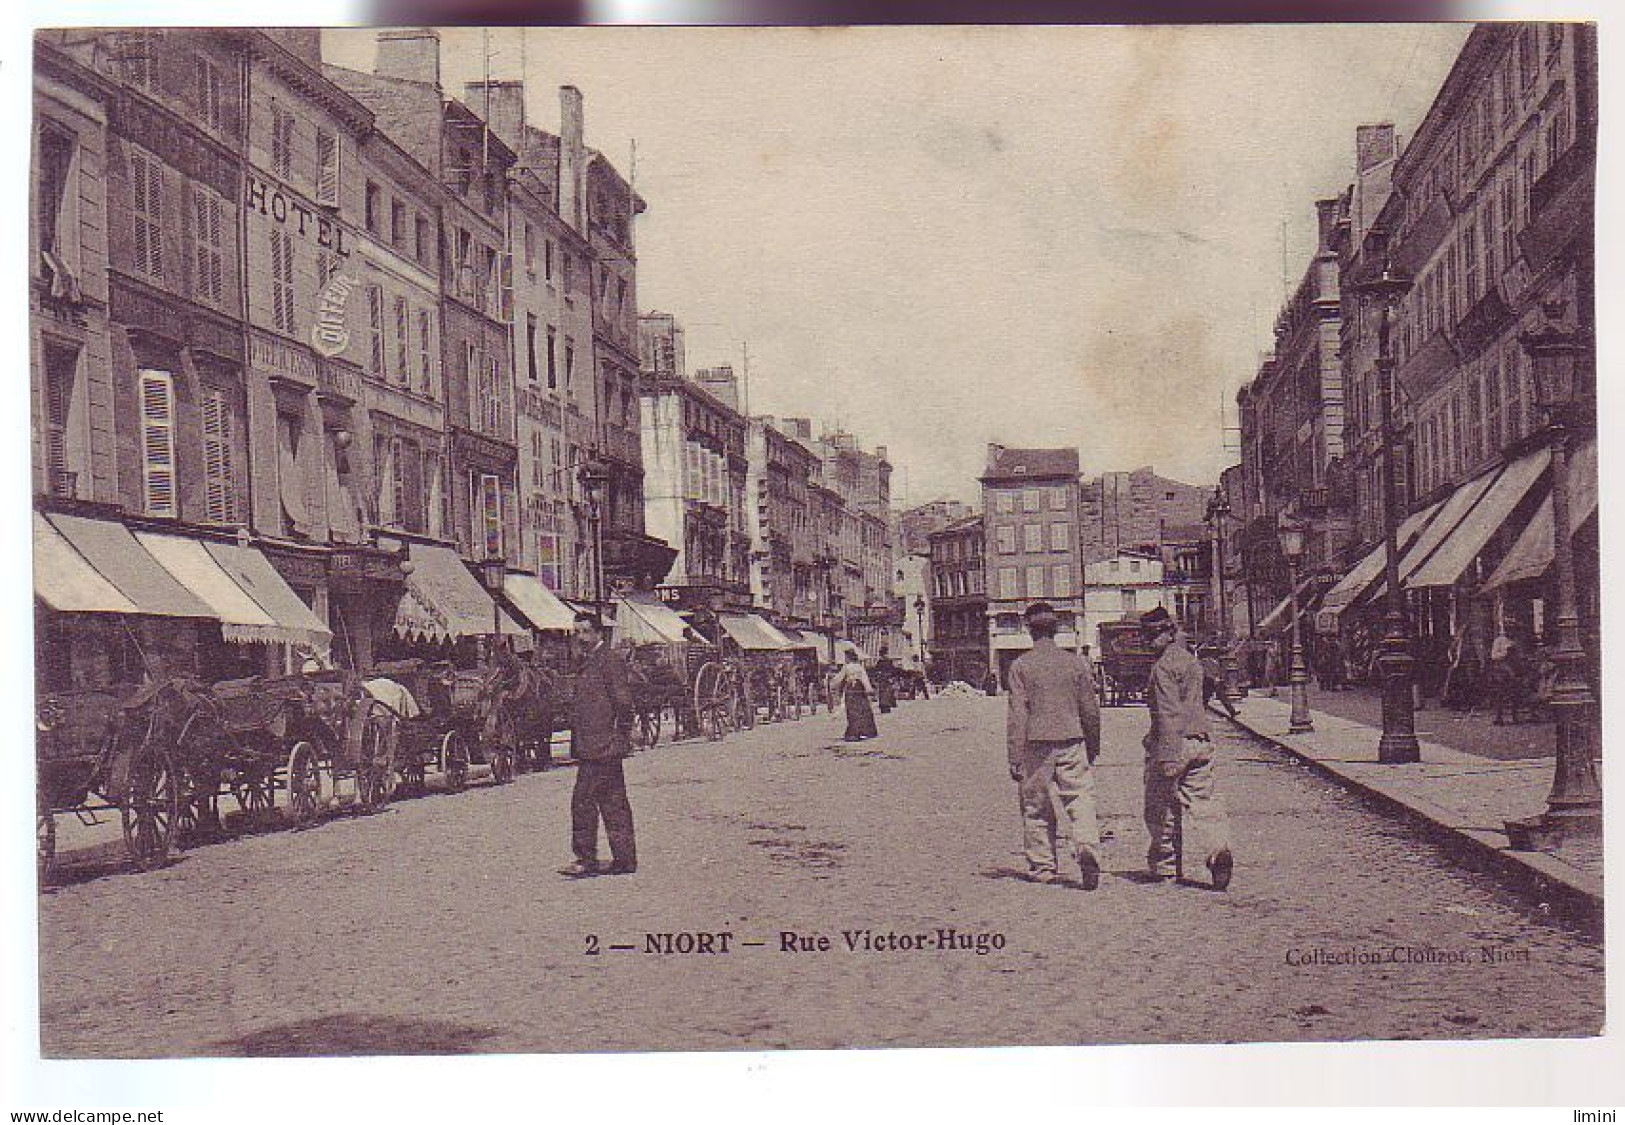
[
  {"xmin": 777, "ymin": 627, "xmax": 820, "ymax": 651},
  {"xmin": 1319, "ymin": 498, "xmax": 1446, "ymax": 616},
  {"xmin": 44, "ymin": 511, "xmax": 212, "ymax": 618},
  {"xmin": 392, "ymin": 543, "xmax": 525, "ymax": 644},
  {"xmin": 1482, "ymin": 439, "xmax": 1599, "ymax": 593},
  {"xmin": 1393, "ymin": 466, "xmax": 1502, "ymax": 586},
  {"xmin": 503, "ymin": 572, "xmax": 575, "ymax": 631},
  {"xmin": 1256, "ymin": 573, "xmax": 1322, "ymax": 631},
  {"xmin": 1408, "ymin": 446, "xmax": 1552, "ymax": 589},
  {"xmin": 203, "ymin": 540, "xmax": 332, "ymax": 648},
  {"xmin": 614, "ymin": 593, "xmax": 693, "ymax": 646},
  {"xmin": 34, "ymin": 512, "xmax": 138, "ymax": 614},
  {"xmin": 718, "ymin": 612, "xmax": 790, "ymax": 651},
  {"xmin": 802, "ymin": 629, "xmax": 836, "ymax": 664},
  {"xmin": 136, "ymin": 531, "xmax": 282, "ymax": 641},
  {"xmin": 755, "ymin": 618, "xmax": 796, "ymax": 650}
]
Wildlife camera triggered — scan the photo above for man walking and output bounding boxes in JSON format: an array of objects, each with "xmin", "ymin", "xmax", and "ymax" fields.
[
  {"xmin": 1006, "ymin": 602, "xmax": 1103, "ymax": 890},
  {"xmin": 561, "ymin": 612, "xmax": 637, "ymax": 877},
  {"xmin": 1140, "ymin": 607, "xmax": 1233, "ymax": 890}
]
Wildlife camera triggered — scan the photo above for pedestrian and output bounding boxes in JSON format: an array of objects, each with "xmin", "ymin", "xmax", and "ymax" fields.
[
  {"xmin": 1199, "ymin": 643, "xmax": 1238, "ymax": 719},
  {"xmin": 560, "ymin": 612, "xmax": 637, "ymax": 878},
  {"xmin": 1262, "ymin": 638, "xmax": 1281, "ymax": 697},
  {"xmin": 833, "ymin": 649, "xmax": 879, "ymax": 741},
  {"xmin": 874, "ymin": 646, "xmax": 899, "ymax": 713},
  {"xmin": 1005, "ymin": 602, "xmax": 1104, "ymax": 889},
  {"xmin": 1139, "ymin": 606, "xmax": 1233, "ymax": 890},
  {"xmin": 983, "ymin": 668, "xmax": 1000, "ymax": 696}
]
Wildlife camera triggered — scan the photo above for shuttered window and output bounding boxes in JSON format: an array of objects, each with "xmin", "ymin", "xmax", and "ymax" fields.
[
  {"xmin": 389, "ymin": 437, "xmax": 407, "ymax": 529},
  {"xmin": 315, "ymin": 129, "xmax": 340, "ymax": 207},
  {"xmin": 476, "ymin": 472, "xmax": 503, "ymax": 559},
  {"xmin": 270, "ymin": 228, "xmax": 295, "ymax": 333},
  {"xmin": 418, "ymin": 309, "xmax": 434, "ymax": 396},
  {"xmin": 486, "ymin": 352, "xmax": 504, "ymax": 435},
  {"xmin": 271, "ymin": 104, "xmax": 294, "ymax": 180},
  {"xmin": 1050, "ymin": 565, "xmax": 1072, "ymax": 598},
  {"xmin": 42, "ymin": 344, "xmax": 77, "ymax": 497},
  {"xmin": 130, "ymin": 149, "xmax": 164, "ymax": 282},
  {"xmin": 192, "ymin": 185, "xmax": 225, "ymax": 307},
  {"xmin": 393, "ymin": 295, "xmax": 409, "ymax": 385},
  {"xmin": 138, "ymin": 370, "xmax": 177, "ymax": 518},
  {"xmin": 364, "ymin": 284, "xmax": 384, "ymax": 375},
  {"xmin": 201, "ymin": 386, "xmax": 236, "ymax": 524},
  {"xmin": 198, "ymin": 59, "xmax": 224, "ymax": 133}
]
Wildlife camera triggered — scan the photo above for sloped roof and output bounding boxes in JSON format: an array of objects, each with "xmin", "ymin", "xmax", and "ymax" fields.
[{"xmin": 984, "ymin": 447, "xmax": 1078, "ymax": 481}]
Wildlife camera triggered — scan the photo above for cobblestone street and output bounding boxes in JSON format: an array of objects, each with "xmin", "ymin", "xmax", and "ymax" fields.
[{"xmin": 37, "ymin": 694, "xmax": 1603, "ymax": 1057}]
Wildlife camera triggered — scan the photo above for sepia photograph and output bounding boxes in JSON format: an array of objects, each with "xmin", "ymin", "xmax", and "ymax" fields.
[{"xmin": 15, "ymin": 10, "xmax": 1610, "ymax": 1086}]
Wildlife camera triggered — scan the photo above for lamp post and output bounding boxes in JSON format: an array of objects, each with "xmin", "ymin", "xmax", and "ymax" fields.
[
  {"xmin": 478, "ymin": 556, "xmax": 507, "ymax": 657},
  {"xmin": 1355, "ymin": 259, "xmax": 1421, "ymax": 763},
  {"xmin": 1276, "ymin": 510, "xmax": 1313, "ymax": 734},
  {"xmin": 1507, "ymin": 302, "xmax": 1600, "ymax": 845},
  {"xmin": 1206, "ymin": 487, "xmax": 1242, "ymax": 700},
  {"xmin": 577, "ymin": 460, "xmax": 610, "ymax": 618}
]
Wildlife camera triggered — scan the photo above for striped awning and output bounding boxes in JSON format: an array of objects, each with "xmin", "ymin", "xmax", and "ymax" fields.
[
  {"xmin": 41, "ymin": 512, "xmax": 212, "ymax": 618},
  {"xmin": 615, "ymin": 594, "xmax": 693, "ymax": 645},
  {"xmin": 503, "ymin": 572, "xmax": 575, "ymax": 631},
  {"xmin": 203, "ymin": 540, "xmax": 331, "ymax": 647},
  {"xmin": 1482, "ymin": 439, "xmax": 1599, "ymax": 593},
  {"xmin": 718, "ymin": 612, "xmax": 789, "ymax": 651},
  {"xmin": 393, "ymin": 543, "xmax": 525, "ymax": 644},
  {"xmin": 1408, "ymin": 446, "xmax": 1551, "ymax": 589},
  {"xmin": 34, "ymin": 512, "xmax": 138, "ymax": 614}
]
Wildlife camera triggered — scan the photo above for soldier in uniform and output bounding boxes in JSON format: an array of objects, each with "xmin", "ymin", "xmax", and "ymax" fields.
[{"xmin": 1140, "ymin": 606, "xmax": 1234, "ymax": 890}]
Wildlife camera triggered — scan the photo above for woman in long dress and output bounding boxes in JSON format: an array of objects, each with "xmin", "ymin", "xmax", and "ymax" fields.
[{"xmin": 833, "ymin": 650, "xmax": 879, "ymax": 741}]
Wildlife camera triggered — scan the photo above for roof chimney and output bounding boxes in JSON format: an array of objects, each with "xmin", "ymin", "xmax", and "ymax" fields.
[
  {"xmin": 559, "ymin": 85, "xmax": 587, "ymax": 232},
  {"xmin": 463, "ymin": 80, "xmax": 526, "ymax": 149},
  {"xmin": 375, "ymin": 28, "xmax": 441, "ymax": 90},
  {"xmin": 987, "ymin": 442, "xmax": 1005, "ymax": 470}
]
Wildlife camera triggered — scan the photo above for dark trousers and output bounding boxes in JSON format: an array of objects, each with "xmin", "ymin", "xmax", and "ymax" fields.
[{"xmin": 571, "ymin": 758, "xmax": 636, "ymax": 866}]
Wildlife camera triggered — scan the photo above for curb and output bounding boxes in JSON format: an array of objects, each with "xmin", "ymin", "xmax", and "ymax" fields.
[{"xmin": 1222, "ymin": 707, "xmax": 1603, "ymax": 933}]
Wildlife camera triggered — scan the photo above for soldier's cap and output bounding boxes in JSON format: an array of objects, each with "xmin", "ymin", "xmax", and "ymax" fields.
[{"xmin": 1138, "ymin": 606, "xmax": 1176, "ymax": 635}]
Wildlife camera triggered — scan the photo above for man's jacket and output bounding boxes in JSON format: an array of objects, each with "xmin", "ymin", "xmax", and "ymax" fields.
[
  {"xmin": 571, "ymin": 642, "xmax": 633, "ymax": 760},
  {"xmin": 1005, "ymin": 642, "xmax": 1102, "ymax": 767},
  {"xmin": 1143, "ymin": 638, "xmax": 1212, "ymax": 769}
]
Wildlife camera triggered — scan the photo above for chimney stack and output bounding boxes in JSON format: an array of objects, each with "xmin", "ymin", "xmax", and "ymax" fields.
[
  {"xmin": 559, "ymin": 85, "xmax": 587, "ymax": 232},
  {"xmin": 375, "ymin": 28, "xmax": 441, "ymax": 90},
  {"xmin": 1314, "ymin": 197, "xmax": 1340, "ymax": 251},
  {"xmin": 463, "ymin": 80, "xmax": 526, "ymax": 149},
  {"xmin": 987, "ymin": 442, "xmax": 1005, "ymax": 470}
]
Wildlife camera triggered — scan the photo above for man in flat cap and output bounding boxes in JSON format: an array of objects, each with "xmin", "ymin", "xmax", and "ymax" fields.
[
  {"xmin": 1140, "ymin": 606, "xmax": 1234, "ymax": 890},
  {"xmin": 1005, "ymin": 601, "xmax": 1103, "ymax": 889}
]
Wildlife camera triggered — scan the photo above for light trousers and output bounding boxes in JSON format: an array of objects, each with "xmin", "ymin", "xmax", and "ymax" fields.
[
  {"xmin": 1015, "ymin": 739, "xmax": 1101, "ymax": 877},
  {"xmin": 1143, "ymin": 748, "xmax": 1231, "ymax": 877}
]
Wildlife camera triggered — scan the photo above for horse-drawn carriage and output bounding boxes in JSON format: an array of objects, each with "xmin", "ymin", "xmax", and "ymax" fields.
[
  {"xmin": 366, "ymin": 656, "xmax": 541, "ymax": 793},
  {"xmin": 36, "ymin": 668, "xmax": 399, "ymax": 881},
  {"xmin": 1096, "ymin": 620, "xmax": 1157, "ymax": 706}
]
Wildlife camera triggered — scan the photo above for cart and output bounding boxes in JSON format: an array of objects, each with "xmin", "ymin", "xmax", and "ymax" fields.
[
  {"xmin": 1097, "ymin": 620, "xmax": 1157, "ymax": 706},
  {"xmin": 366, "ymin": 659, "xmax": 519, "ymax": 795},
  {"xmin": 626, "ymin": 644, "xmax": 691, "ymax": 748},
  {"xmin": 36, "ymin": 681, "xmax": 184, "ymax": 881}
]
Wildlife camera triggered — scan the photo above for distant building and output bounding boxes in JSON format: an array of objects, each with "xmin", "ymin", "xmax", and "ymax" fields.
[
  {"xmin": 926, "ymin": 514, "xmax": 986, "ymax": 684},
  {"xmin": 980, "ymin": 444, "xmax": 1084, "ymax": 682},
  {"xmin": 746, "ymin": 415, "xmax": 821, "ymax": 626},
  {"xmin": 1078, "ymin": 466, "xmax": 1211, "ymax": 563},
  {"xmin": 897, "ymin": 498, "xmax": 972, "ymax": 556},
  {"xmin": 1082, "ymin": 551, "xmax": 1172, "ymax": 655}
]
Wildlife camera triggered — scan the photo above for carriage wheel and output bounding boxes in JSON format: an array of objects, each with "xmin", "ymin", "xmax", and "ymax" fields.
[
  {"xmin": 693, "ymin": 664, "xmax": 729, "ymax": 741},
  {"xmin": 121, "ymin": 745, "xmax": 179, "ymax": 872},
  {"xmin": 232, "ymin": 772, "xmax": 274, "ymax": 820},
  {"xmin": 286, "ymin": 741, "xmax": 322, "ymax": 826},
  {"xmin": 441, "ymin": 731, "xmax": 469, "ymax": 792},
  {"xmin": 37, "ymin": 807, "xmax": 56, "ymax": 885}
]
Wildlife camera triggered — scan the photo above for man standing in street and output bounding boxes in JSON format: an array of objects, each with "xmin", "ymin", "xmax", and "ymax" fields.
[
  {"xmin": 561, "ymin": 613, "xmax": 637, "ymax": 877},
  {"xmin": 1140, "ymin": 607, "xmax": 1233, "ymax": 890},
  {"xmin": 1006, "ymin": 602, "xmax": 1103, "ymax": 890}
]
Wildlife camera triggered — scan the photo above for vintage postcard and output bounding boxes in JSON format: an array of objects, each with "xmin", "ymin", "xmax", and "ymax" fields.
[{"xmin": 22, "ymin": 20, "xmax": 1604, "ymax": 1069}]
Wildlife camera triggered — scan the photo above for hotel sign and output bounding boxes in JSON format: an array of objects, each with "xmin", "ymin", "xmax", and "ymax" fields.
[{"xmin": 246, "ymin": 176, "xmax": 353, "ymax": 257}]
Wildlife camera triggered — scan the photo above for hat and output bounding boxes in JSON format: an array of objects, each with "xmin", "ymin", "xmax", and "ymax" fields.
[{"xmin": 1138, "ymin": 606, "xmax": 1176, "ymax": 634}]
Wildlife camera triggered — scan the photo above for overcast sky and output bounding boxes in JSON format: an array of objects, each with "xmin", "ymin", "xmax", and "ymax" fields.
[{"xmin": 325, "ymin": 24, "xmax": 1472, "ymax": 506}]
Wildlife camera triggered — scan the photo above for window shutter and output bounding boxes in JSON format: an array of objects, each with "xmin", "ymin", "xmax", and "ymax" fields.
[
  {"xmin": 401, "ymin": 441, "xmax": 424, "ymax": 533},
  {"xmin": 393, "ymin": 295, "xmax": 409, "ymax": 385},
  {"xmin": 44, "ymin": 354, "xmax": 72, "ymax": 494},
  {"xmin": 138, "ymin": 370, "xmax": 176, "ymax": 518},
  {"xmin": 201, "ymin": 386, "xmax": 235, "ymax": 523},
  {"xmin": 499, "ymin": 250, "xmax": 514, "ymax": 320},
  {"xmin": 390, "ymin": 437, "xmax": 407, "ymax": 528},
  {"xmin": 367, "ymin": 285, "xmax": 384, "ymax": 375},
  {"xmin": 481, "ymin": 474, "xmax": 503, "ymax": 559},
  {"xmin": 315, "ymin": 130, "xmax": 340, "ymax": 208}
]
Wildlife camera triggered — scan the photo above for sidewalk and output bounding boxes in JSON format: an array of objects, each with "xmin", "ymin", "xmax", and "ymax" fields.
[
  {"xmin": 1224, "ymin": 694, "xmax": 1602, "ymax": 922},
  {"xmin": 1257, "ymin": 681, "xmax": 1556, "ymax": 762}
]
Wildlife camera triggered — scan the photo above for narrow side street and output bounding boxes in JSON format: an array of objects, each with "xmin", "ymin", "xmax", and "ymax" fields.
[{"xmin": 38, "ymin": 695, "xmax": 1603, "ymax": 1057}]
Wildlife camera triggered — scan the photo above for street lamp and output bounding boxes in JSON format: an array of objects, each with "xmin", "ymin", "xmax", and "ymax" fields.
[
  {"xmin": 1354, "ymin": 258, "xmax": 1421, "ymax": 764},
  {"xmin": 478, "ymin": 556, "xmax": 507, "ymax": 655},
  {"xmin": 577, "ymin": 459, "xmax": 610, "ymax": 616},
  {"xmin": 1276, "ymin": 510, "xmax": 1313, "ymax": 734},
  {"xmin": 1507, "ymin": 301, "xmax": 1600, "ymax": 846},
  {"xmin": 1206, "ymin": 487, "xmax": 1243, "ymax": 701}
]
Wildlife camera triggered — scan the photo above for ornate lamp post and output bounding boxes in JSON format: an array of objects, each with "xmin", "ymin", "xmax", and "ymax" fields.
[
  {"xmin": 478, "ymin": 556, "xmax": 507, "ymax": 655},
  {"xmin": 1206, "ymin": 487, "xmax": 1242, "ymax": 700},
  {"xmin": 1354, "ymin": 259, "xmax": 1421, "ymax": 764},
  {"xmin": 1276, "ymin": 510, "xmax": 1313, "ymax": 734},
  {"xmin": 577, "ymin": 460, "xmax": 610, "ymax": 617},
  {"xmin": 1507, "ymin": 302, "xmax": 1600, "ymax": 846}
]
